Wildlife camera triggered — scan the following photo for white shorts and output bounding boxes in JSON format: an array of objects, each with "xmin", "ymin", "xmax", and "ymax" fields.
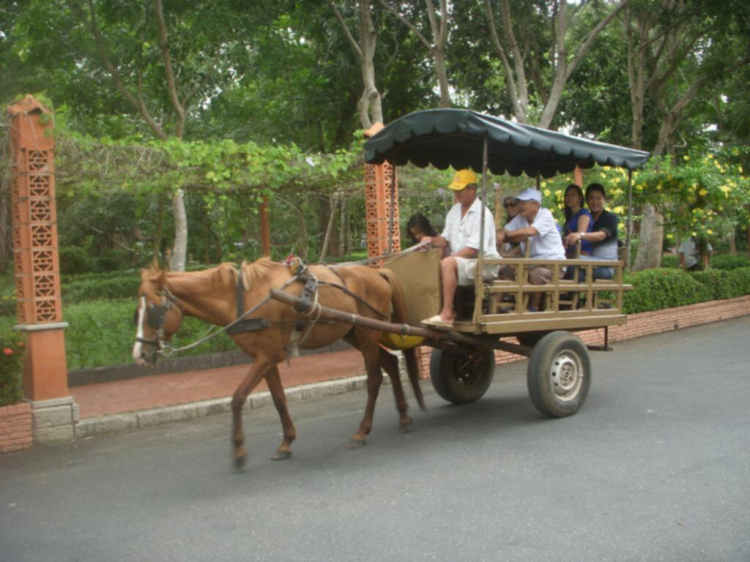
[{"xmin": 455, "ymin": 257, "xmax": 501, "ymax": 286}]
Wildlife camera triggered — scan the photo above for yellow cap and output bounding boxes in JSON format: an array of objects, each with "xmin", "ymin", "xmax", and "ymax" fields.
[{"xmin": 448, "ymin": 169, "xmax": 478, "ymax": 191}]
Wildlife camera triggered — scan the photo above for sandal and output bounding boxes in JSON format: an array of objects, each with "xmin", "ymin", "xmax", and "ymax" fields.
[{"xmin": 422, "ymin": 314, "xmax": 454, "ymax": 327}]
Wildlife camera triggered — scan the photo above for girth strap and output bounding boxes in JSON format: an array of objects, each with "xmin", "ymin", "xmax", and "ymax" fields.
[{"xmin": 226, "ymin": 272, "xmax": 271, "ymax": 336}]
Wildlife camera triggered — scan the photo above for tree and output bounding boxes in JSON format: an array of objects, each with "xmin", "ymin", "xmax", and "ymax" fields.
[
  {"xmin": 625, "ymin": 0, "xmax": 750, "ymax": 270},
  {"xmin": 330, "ymin": 1, "xmax": 384, "ymax": 129},
  {"xmin": 378, "ymin": 0, "xmax": 451, "ymax": 108},
  {"xmin": 9, "ymin": 0, "xmax": 272, "ymax": 270},
  {"xmin": 483, "ymin": 0, "xmax": 631, "ymax": 128}
]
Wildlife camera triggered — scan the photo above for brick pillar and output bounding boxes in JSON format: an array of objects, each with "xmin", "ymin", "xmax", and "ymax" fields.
[
  {"xmin": 363, "ymin": 123, "xmax": 400, "ymax": 266},
  {"xmin": 8, "ymin": 95, "xmax": 77, "ymax": 444},
  {"xmin": 574, "ymin": 165, "xmax": 583, "ymax": 187}
]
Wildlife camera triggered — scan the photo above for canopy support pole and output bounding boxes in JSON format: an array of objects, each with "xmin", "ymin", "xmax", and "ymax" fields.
[
  {"xmin": 473, "ymin": 134, "xmax": 489, "ymax": 325},
  {"xmin": 625, "ymin": 169, "xmax": 634, "ymax": 270}
]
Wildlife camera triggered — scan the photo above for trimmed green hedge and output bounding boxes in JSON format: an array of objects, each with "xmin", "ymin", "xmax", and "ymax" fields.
[
  {"xmin": 659, "ymin": 254, "xmax": 679, "ymax": 269},
  {"xmin": 710, "ymin": 255, "xmax": 750, "ymax": 271},
  {"xmin": 1, "ymin": 265, "xmax": 750, "ymax": 371},
  {"xmin": 692, "ymin": 267, "xmax": 750, "ymax": 300},
  {"xmin": 623, "ymin": 267, "xmax": 750, "ymax": 314},
  {"xmin": 63, "ymin": 300, "xmax": 235, "ymax": 370},
  {"xmin": 623, "ymin": 269, "xmax": 711, "ymax": 314},
  {"xmin": 62, "ymin": 277, "xmax": 142, "ymax": 304}
]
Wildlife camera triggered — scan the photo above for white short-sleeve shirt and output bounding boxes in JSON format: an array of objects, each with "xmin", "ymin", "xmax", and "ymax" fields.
[
  {"xmin": 442, "ymin": 197, "xmax": 500, "ymax": 259},
  {"xmin": 508, "ymin": 208, "xmax": 565, "ymax": 260}
]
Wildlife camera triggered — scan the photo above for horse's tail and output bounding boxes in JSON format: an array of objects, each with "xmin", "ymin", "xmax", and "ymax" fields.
[{"xmin": 378, "ymin": 269, "xmax": 426, "ymax": 411}]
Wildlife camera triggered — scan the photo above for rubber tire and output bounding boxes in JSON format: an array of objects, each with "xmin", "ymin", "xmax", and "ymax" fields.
[
  {"xmin": 429, "ymin": 348, "xmax": 495, "ymax": 405},
  {"xmin": 516, "ymin": 331, "xmax": 549, "ymax": 348},
  {"xmin": 527, "ymin": 331, "xmax": 591, "ymax": 418}
]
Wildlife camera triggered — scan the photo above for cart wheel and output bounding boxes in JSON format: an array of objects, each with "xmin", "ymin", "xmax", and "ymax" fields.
[
  {"xmin": 516, "ymin": 331, "xmax": 549, "ymax": 348},
  {"xmin": 429, "ymin": 348, "xmax": 495, "ymax": 405},
  {"xmin": 527, "ymin": 331, "xmax": 590, "ymax": 418}
]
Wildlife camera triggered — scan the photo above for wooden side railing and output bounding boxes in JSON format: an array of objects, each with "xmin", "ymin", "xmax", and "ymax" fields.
[{"xmin": 464, "ymin": 256, "xmax": 630, "ymax": 334}]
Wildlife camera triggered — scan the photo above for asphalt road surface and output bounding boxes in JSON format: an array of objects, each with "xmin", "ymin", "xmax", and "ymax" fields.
[{"xmin": 1, "ymin": 318, "xmax": 749, "ymax": 562}]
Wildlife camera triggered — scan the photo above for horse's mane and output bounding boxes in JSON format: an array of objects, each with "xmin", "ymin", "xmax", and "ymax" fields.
[
  {"xmin": 240, "ymin": 258, "xmax": 275, "ymax": 290},
  {"xmin": 157, "ymin": 263, "xmax": 239, "ymax": 296}
]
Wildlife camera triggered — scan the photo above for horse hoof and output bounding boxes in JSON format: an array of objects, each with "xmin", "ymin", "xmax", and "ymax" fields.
[
  {"xmin": 271, "ymin": 449, "xmax": 292, "ymax": 461},
  {"xmin": 233, "ymin": 448, "xmax": 247, "ymax": 471},
  {"xmin": 347, "ymin": 438, "xmax": 366, "ymax": 449},
  {"xmin": 399, "ymin": 421, "xmax": 412, "ymax": 434}
]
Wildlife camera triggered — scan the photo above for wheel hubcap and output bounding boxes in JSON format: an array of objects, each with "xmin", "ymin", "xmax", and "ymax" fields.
[
  {"xmin": 550, "ymin": 350, "xmax": 583, "ymax": 401},
  {"xmin": 454, "ymin": 353, "xmax": 486, "ymax": 388}
]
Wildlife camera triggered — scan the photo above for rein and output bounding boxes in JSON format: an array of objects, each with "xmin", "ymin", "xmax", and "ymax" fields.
[
  {"xmin": 144, "ymin": 242, "xmax": 429, "ymax": 357},
  {"xmin": 155, "ymin": 274, "xmax": 301, "ymax": 357}
]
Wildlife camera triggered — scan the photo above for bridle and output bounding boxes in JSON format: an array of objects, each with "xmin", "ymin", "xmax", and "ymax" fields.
[{"xmin": 136, "ymin": 289, "xmax": 183, "ymax": 355}]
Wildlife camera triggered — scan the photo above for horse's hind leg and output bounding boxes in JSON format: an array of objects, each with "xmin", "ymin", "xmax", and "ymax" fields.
[
  {"xmin": 379, "ymin": 348, "xmax": 412, "ymax": 434},
  {"xmin": 265, "ymin": 365, "xmax": 296, "ymax": 461},
  {"xmin": 348, "ymin": 345, "xmax": 384, "ymax": 449},
  {"xmin": 231, "ymin": 358, "xmax": 272, "ymax": 469}
]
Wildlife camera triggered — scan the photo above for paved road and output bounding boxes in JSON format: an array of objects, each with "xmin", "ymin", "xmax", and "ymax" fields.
[{"xmin": 2, "ymin": 318, "xmax": 749, "ymax": 562}]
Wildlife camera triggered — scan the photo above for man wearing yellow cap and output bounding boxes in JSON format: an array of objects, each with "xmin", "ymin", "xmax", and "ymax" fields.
[{"xmin": 422, "ymin": 169, "xmax": 500, "ymax": 325}]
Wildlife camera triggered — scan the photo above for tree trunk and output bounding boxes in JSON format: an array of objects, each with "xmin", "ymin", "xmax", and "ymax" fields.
[
  {"xmin": 633, "ymin": 204, "xmax": 663, "ymax": 270},
  {"xmin": 339, "ymin": 195, "xmax": 348, "ymax": 256},
  {"xmin": 434, "ymin": 48, "xmax": 451, "ymax": 108},
  {"xmin": 358, "ymin": 0, "xmax": 383, "ymax": 128},
  {"xmin": 332, "ymin": 0, "xmax": 383, "ymax": 129},
  {"xmin": 320, "ymin": 193, "xmax": 340, "ymax": 261},
  {"xmin": 153, "ymin": 193, "xmax": 165, "ymax": 261},
  {"xmin": 169, "ymin": 189, "xmax": 187, "ymax": 271}
]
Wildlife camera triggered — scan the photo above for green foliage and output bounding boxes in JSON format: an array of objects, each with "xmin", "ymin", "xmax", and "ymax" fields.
[
  {"xmin": 92, "ymin": 249, "xmax": 133, "ymax": 273},
  {"xmin": 660, "ymin": 254, "xmax": 679, "ymax": 269},
  {"xmin": 691, "ymin": 268, "xmax": 750, "ymax": 300},
  {"xmin": 63, "ymin": 299, "xmax": 235, "ymax": 370},
  {"xmin": 710, "ymin": 255, "xmax": 750, "ymax": 271},
  {"xmin": 623, "ymin": 269, "xmax": 711, "ymax": 314},
  {"xmin": 530, "ymin": 152, "xmax": 750, "ymax": 251},
  {"xmin": 0, "ymin": 331, "xmax": 24, "ymax": 406},
  {"xmin": 633, "ymin": 152, "xmax": 750, "ymax": 244},
  {"xmin": 59, "ymin": 247, "xmax": 92, "ymax": 275},
  {"xmin": 62, "ymin": 277, "xmax": 142, "ymax": 304}
]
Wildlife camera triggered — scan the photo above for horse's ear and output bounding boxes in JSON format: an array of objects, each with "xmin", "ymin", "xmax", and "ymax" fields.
[{"xmin": 158, "ymin": 267, "xmax": 168, "ymax": 287}]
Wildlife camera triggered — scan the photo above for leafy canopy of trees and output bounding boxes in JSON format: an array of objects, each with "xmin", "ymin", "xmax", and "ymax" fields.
[{"xmin": 1, "ymin": 0, "xmax": 748, "ymax": 270}]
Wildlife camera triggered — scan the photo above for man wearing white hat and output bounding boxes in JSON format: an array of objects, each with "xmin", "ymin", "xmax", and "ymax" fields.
[
  {"xmin": 422, "ymin": 169, "xmax": 500, "ymax": 325},
  {"xmin": 496, "ymin": 187, "xmax": 566, "ymax": 312}
]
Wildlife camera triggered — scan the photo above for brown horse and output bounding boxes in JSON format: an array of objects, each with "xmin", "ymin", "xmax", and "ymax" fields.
[{"xmin": 132, "ymin": 259, "xmax": 424, "ymax": 468}]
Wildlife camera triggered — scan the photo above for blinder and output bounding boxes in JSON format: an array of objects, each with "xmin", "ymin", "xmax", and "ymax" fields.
[
  {"xmin": 147, "ymin": 302, "xmax": 170, "ymax": 329},
  {"xmin": 136, "ymin": 293, "xmax": 178, "ymax": 354}
]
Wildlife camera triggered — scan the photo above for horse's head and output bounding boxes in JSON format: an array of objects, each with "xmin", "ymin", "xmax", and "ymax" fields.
[{"xmin": 132, "ymin": 267, "xmax": 184, "ymax": 367}]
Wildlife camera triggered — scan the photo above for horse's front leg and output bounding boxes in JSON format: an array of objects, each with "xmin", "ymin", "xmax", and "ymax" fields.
[
  {"xmin": 265, "ymin": 365, "xmax": 296, "ymax": 460},
  {"xmin": 348, "ymin": 344, "xmax": 383, "ymax": 449},
  {"xmin": 231, "ymin": 358, "xmax": 272, "ymax": 470},
  {"xmin": 379, "ymin": 348, "xmax": 413, "ymax": 434}
]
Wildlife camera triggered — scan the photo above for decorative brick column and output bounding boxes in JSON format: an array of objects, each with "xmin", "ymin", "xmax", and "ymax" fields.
[
  {"xmin": 8, "ymin": 95, "xmax": 77, "ymax": 444},
  {"xmin": 363, "ymin": 123, "xmax": 400, "ymax": 265},
  {"xmin": 574, "ymin": 165, "xmax": 583, "ymax": 187}
]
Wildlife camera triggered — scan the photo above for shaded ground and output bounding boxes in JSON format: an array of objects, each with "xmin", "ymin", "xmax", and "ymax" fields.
[{"xmin": 1, "ymin": 318, "xmax": 749, "ymax": 562}]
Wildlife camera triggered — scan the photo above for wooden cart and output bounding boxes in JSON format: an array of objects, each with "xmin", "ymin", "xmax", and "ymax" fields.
[{"xmin": 280, "ymin": 109, "xmax": 650, "ymax": 418}]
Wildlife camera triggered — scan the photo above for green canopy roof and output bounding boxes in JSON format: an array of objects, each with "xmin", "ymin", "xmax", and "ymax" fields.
[{"xmin": 364, "ymin": 109, "xmax": 650, "ymax": 178}]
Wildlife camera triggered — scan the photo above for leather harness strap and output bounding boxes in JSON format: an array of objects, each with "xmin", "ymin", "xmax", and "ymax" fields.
[{"xmin": 226, "ymin": 273, "xmax": 271, "ymax": 336}]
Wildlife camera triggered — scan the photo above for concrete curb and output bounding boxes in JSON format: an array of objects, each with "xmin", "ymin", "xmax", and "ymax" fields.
[{"xmin": 74, "ymin": 374, "xmax": 371, "ymax": 439}]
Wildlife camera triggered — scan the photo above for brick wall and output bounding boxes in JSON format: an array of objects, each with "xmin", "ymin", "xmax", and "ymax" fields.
[
  {"xmin": 0, "ymin": 402, "xmax": 33, "ymax": 453},
  {"xmin": 417, "ymin": 295, "xmax": 750, "ymax": 376}
]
